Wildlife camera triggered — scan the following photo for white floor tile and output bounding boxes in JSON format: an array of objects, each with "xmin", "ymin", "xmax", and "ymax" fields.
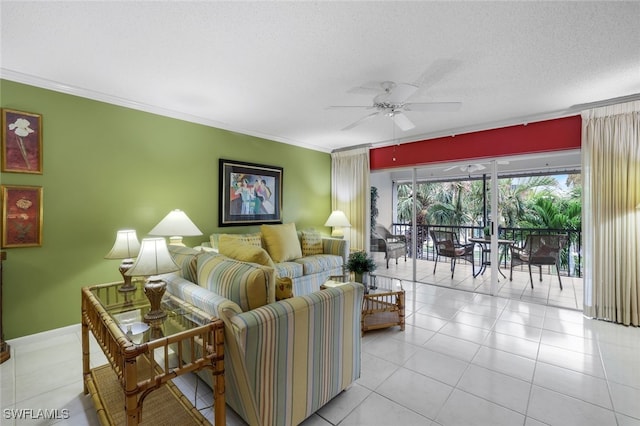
[
  {"xmin": 376, "ymin": 367, "xmax": 453, "ymax": 420},
  {"xmin": 527, "ymin": 385, "xmax": 617, "ymax": 426},
  {"xmin": 403, "ymin": 347, "xmax": 469, "ymax": 386},
  {"xmin": 315, "ymin": 383, "xmax": 371, "ymax": 425},
  {"xmin": 339, "ymin": 392, "xmax": 431, "ymax": 425},
  {"xmin": 533, "ymin": 362, "xmax": 612, "ymax": 409},
  {"xmin": 422, "ymin": 333, "xmax": 480, "ymax": 362},
  {"xmin": 436, "ymin": 388, "xmax": 525, "ymax": 426},
  {"xmin": 536, "ymin": 343, "xmax": 605, "ymax": 378},
  {"xmin": 608, "ymin": 381, "xmax": 640, "ymax": 420},
  {"xmin": 472, "ymin": 346, "xmax": 536, "ymax": 382},
  {"xmin": 457, "ymin": 364, "xmax": 531, "ymax": 414}
]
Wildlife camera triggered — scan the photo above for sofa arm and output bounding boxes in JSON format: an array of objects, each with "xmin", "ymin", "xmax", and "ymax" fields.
[
  {"xmin": 322, "ymin": 237, "xmax": 349, "ymax": 258},
  {"xmin": 164, "ymin": 274, "xmax": 242, "ymax": 319},
  {"xmin": 228, "ymin": 282, "xmax": 364, "ymax": 426}
]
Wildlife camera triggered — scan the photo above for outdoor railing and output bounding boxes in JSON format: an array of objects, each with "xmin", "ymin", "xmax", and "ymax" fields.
[{"xmin": 389, "ymin": 223, "xmax": 582, "ymax": 278}]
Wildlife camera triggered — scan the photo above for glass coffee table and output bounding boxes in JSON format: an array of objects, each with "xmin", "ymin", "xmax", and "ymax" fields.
[
  {"xmin": 81, "ymin": 280, "xmax": 225, "ymax": 426},
  {"xmin": 361, "ymin": 273, "xmax": 405, "ymax": 334}
]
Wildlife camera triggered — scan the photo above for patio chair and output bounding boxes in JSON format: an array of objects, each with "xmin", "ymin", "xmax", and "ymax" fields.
[
  {"xmin": 371, "ymin": 224, "xmax": 407, "ymax": 268},
  {"xmin": 510, "ymin": 234, "xmax": 568, "ymax": 290},
  {"xmin": 430, "ymin": 230, "xmax": 475, "ymax": 279}
]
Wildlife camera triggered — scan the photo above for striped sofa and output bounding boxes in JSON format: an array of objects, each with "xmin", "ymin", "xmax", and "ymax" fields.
[
  {"xmin": 203, "ymin": 228, "xmax": 350, "ymax": 296},
  {"xmin": 164, "ymin": 248, "xmax": 364, "ymax": 426}
]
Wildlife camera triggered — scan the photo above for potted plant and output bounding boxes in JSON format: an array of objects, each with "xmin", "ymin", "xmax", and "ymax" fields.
[{"xmin": 346, "ymin": 250, "xmax": 377, "ymax": 286}]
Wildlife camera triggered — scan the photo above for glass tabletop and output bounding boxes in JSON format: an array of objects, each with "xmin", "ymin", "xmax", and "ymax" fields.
[
  {"xmin": 88, "ymin": 280, "xmax": 212, "ymax": 344},
  {"xmin": 368, "ymin": 273, "xmax": 404, "ymax": 293}
]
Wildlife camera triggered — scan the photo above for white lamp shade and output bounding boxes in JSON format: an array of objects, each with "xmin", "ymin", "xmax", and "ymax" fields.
[
  {"xmin": 149, "ymin": 209, "xmax": 203, "ymax": 237},
  {"xmin": 125, "ymin": 238, "xmax": 179, "ymax": 277},
  {"xmin": 105, "ymin": 230, "xmax": 141, "ymax": 259},
  {"xmin": 324, "ymin": 210, "xmax": 351, "ymax": 227}
]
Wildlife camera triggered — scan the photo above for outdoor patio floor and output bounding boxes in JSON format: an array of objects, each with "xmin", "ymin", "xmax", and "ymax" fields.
[{"xmin": 371, "ymin": 253, "xmax": 584, "ymax": 311}]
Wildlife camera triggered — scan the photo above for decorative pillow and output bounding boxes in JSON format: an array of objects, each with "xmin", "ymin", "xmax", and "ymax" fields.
[
  {"xmin": 300, "ymin": 230, "xmax": 323, "ymax": 256},
  {"xmin": 197, "ymin": 254, "xmax": 275, "ymax": 311},
  {"xmin": 218, "ymin": 233, "xmax": 263, "ymax": 249},
  {"xmin": 219, "ymin": 238, "xmax": 275, "ymax": 269},
  {"xmin": 261, "ymin": 223, "xmax": 302, "ymax": 263},
  {"xmin": 275, "ymin": 276, "xmax": 294, "ymax": 301},
  {"xmin": 167, "ymin": 245, "xmax": 201, "ymax": 282},
  {"xmin": 209, "ymin": 234, "xmax": 221, "ymax": 252}
]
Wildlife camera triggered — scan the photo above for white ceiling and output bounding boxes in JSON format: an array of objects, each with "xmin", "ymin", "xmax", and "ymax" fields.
[{"xmin": 1, "ymin": 1, "xmax": 639, "ymax": 156}]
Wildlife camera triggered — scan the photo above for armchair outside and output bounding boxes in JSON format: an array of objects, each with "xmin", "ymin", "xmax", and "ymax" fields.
[
  {"xmin": 510, "ymin": 234, "xmax": 567, "ymax": 289},
  {"xmin": 430, "ymin": 230, "xmax": 475, "ymax": 278},
  {"xmin": 371, "ymin": 224, "xmax": 407, "ymax": 268}
]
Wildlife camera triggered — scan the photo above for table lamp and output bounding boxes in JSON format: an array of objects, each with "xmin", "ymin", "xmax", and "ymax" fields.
[
  {"xmin": 125, "ymin": 237, "xmax": 179, "ymax": 322},
  {"xmin": 148, "ymin": 209, "xmax": 203, "ymax": 246},
  {"xmin": 324, "ymin": 210, "xmax": 351, "ymax": 238},
  {"xmin": 104, "ymin": 229, "xmax": 141, "ymax": 292}
]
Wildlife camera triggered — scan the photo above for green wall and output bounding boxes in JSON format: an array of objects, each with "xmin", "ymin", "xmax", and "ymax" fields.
[{"xmin": 0, "ymin": 79, "xmax": 332, "ymax": 339}]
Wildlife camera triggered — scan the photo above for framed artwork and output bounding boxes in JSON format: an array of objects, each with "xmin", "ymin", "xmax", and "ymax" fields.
[
  {"xmin": 1, "ymin": 109, "xmax": 43, "ymax": 174},
  {"xmin": 1, "ymin": 185, "xmax": 43, "ymax": 248},
  {"xmin": 219, "ymin": 159, "xmax": 282, "ymax": 226}
]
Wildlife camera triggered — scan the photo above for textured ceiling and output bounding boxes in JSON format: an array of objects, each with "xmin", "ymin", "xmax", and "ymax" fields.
[{"xmin": 1, "ymin": 1, "xmax": 639, "ymax": 154}]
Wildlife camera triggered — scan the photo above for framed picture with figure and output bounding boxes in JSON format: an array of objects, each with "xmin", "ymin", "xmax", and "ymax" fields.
[
  {"xmin": 219, "ymin": 159, "xmax": 282, "ymax": 226},
  {"xmin": 1, "ymin": 109, "xmax": 43, "ymax": 174}
]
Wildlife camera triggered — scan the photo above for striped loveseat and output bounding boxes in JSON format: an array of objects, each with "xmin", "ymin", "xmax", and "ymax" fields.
[
  {"xmin": 205, "ymin": 224, "xmax": 350, "ymax": 296},
  {"xmin": 165, "ymin": 247, "xmax": 364, "ymax": 426}
]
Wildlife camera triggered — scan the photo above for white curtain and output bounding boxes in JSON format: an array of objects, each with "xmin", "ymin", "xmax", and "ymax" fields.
[
  {"xmin": 582, "ymin": 100, "xmax": 640, "ymax": 326},
  {"xmin": 330, "ymin": 147, "xmax": 370, "ymax": 251}
]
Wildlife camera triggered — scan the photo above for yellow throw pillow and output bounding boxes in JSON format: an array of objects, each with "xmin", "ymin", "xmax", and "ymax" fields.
[
  {"xmin": 218, "ymin": 232, "xmax": 262, "ymax": 249},
  {"xmin": 261, "ymin": 223, "xmax": 302, "ymax": 263},
  {"xmin": 301, "ymin": 230, "xmax": 323, "ymax": 256},
  {"xmin": 219, "ymin": 237, "xmax": 275, "ymax": 268}
]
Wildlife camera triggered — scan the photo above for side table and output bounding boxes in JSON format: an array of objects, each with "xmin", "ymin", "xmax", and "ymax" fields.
[
  {"xmin": 362, "ymin": 274, "xmax": 405, "ymax": 335},
  {"xmin": 82, "ymin": 281, "xmax": 225, "ymax": 425}
]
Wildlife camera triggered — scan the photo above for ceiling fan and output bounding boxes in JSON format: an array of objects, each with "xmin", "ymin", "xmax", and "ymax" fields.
[
  {"xmin": 328, "ymin": 79, "xmax": 461, "ymax": 132},
  {"xmin": 444, "ymin": 160, "xmax": 509, "ymax": 174}
]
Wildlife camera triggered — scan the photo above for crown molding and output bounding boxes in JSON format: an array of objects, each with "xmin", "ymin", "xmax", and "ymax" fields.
[{"xmin": 0, "ymin": 69, "xmax": 333, "ymax": 153}]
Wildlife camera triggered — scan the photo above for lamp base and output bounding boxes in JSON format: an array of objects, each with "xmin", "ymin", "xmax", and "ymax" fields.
[
  {"xmin": 330, "ymin": 228, "xmax": 345, "ymax": 239},
  {"xmin": 168, "ymin": 236, "xmax": 185, "ymax": 246},
  {"xmin": 143, "ymin": 279, "xmax": 167, "ymax": 322},
  {"xmin": 118, "ymin": 260, "xmax": 137, "ymax": 292}
]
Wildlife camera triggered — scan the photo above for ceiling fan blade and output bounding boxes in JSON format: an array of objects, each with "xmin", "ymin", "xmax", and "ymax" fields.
[
  {"xmin": 326, "ymin": 105, "xmax": 372, "ymax": 110},
  {"xmin": 341, "ymin": 111, "xmax": 380, "ymax": 131},
  {"xmin": 412, "ymin": 59, "xmax": 463, "ymax": 89},
  {"xmin": 404, "ymin": 102, "xmax": 462, "ymax": 112},
  {"xmin": 384, "ymin": 83, "xmax": 419, "ymax": 104},
  {"xmin": 346, "ymin": 81, "xmax": 385, "ymax": 95},
  {"xmin": 468, "ymin": 164, "xmax": 487, "ymax": 172},
  {"xmin": 391, "ymin": 112, "xmax": 415, "ymax": 131}
]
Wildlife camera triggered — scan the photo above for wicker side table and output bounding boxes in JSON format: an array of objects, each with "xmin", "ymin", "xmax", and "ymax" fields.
[
  {"xmin": 361, "ymin": 281, "xmax": 405, "ymax": 335},
  {"xmin": 81, "ymin": 281, "xmax": 225, "ymax": 426}
]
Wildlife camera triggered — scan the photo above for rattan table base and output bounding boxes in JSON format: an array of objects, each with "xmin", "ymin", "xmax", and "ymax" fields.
[{"xmin": 86, "ymin": 360, "xmax": 210, "ymax": 426}]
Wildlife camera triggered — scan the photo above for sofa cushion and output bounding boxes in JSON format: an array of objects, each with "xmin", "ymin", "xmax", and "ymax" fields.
[
  {"xmin": 219, "ymin": 237, "xmax": 275, "ymax": 268},
  {"xmin": 294, "ymin": 254, "xmax": 343, "ymax": 275},
  {"xmin": 197, "ymin": 253, "xmax": 275, "ymax": 312},
  {"xmin": 168, "ymin": 245, "xmax": 202, "ymax": 282},
  {"xmin": 216, "ymin": 232, "xmax": 263, "ymax": 249},
  {"xmin": 273, "ymin": 261, "xmax": 304, "ymax": 279},
  {"xmin": 300, "ymin": 230, "xmax": 323, "ymax": 256},
  {"xmin": 261, "ymin": 223, "xmax": 302, "ymax": 262}
]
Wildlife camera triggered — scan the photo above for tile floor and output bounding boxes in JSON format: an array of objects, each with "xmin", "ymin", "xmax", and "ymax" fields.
[
  {"xmin": 2, "ymin": 280, "xmax": 639, "ymax": 426},
  {"xmin": 372, "ymin": 253, "xmax": 584, "ymax": 311}
]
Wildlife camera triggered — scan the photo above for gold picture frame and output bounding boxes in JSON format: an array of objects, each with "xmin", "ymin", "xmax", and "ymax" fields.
[
  {"xmin": 1, "ymin": 185, "xmax": 43, "ymax": 248},
  {"xmin": 1, "ymin": 109, "xmax": 43, "ymax": 174}
]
